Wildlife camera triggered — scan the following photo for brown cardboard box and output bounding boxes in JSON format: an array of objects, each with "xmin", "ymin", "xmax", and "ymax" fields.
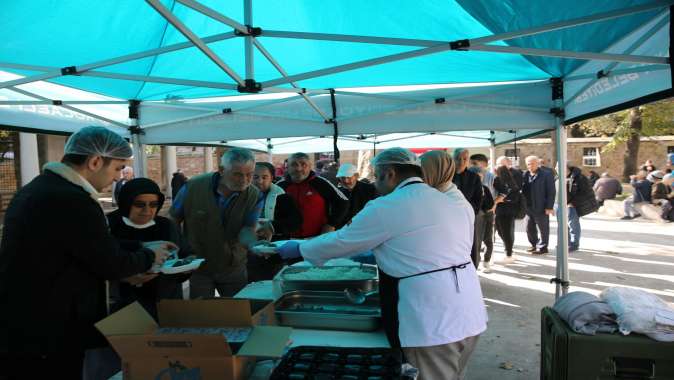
[{"xmin": 96, "ymin": 299, "xmax": 292, "ymax": 380}]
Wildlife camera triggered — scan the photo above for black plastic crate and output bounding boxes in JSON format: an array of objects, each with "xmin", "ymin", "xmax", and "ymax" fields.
[
  {"xmin": 270, "ymin": 346, "xmax": 403, "ymax": 380},
  {"xmin": 541, "ymin": 307, "xmax": 674, "ymax": 380}
]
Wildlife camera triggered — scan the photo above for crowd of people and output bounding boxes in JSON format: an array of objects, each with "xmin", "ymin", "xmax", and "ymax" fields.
[
  {"xmin": 1, "ymin": 124, "xmax": 672, "ymax": 379},
  {"xmin": 621, "ymin": 156, "xmax": 674, "ymax": 222}
]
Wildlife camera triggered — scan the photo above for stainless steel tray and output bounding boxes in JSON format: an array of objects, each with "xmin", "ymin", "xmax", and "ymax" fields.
[
  {"xmin": 274, "ymin": 290, "xmax": 381, "ymax": 332},
  {"xmin": 277, "ymin": 264, "xmax": 378, "ymax": 294}
]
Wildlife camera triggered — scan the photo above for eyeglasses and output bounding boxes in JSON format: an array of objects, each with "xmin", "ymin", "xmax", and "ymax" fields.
[{"xmin": 131, "ymin": 201, "xmax": 160, "ymax": 209}]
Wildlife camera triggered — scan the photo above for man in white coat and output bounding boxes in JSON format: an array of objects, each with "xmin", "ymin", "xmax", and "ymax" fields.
[{"xmin": 272, "ymin": 147, "xmax": 487, "ymax": 380}]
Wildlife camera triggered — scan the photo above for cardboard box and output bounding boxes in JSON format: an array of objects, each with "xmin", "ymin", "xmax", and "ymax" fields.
[{"xmin": 96, "ymin": 298, "xmax": 292, "ymax": 380}]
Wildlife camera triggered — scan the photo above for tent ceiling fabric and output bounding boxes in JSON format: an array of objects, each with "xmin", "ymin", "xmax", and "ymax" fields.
[{"xmin": 0, "ymin": 0, "xmax": 670, "ymax": 147}]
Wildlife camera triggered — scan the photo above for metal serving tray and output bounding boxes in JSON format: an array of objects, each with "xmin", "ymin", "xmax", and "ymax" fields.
[
  {"xmin": 274, "ymin": 290, "xmax": 381, "ymax": 332},
  {"xmin": 277, "ymin": 264, "xmax": 378, "ymax": 294}
]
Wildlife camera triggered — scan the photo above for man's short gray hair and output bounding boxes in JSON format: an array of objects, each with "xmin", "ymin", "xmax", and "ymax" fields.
[
  {"xmin": 525, "ymin": 155, "xmax": 539, "ymax": 164},
  {"xmin": 495, "ymin": 156, "xmax": 511, "ymax": 167},
  {"xmin": 288, "ymin": 152, "xmax": 311, "ymax": 162},
  {"xmin": 220, "ymin": 147, "xmax": 255, "ymax": 169},
  {"xmin": 452, "ymin": 148, "xmax": 468, "ymax": 160}
]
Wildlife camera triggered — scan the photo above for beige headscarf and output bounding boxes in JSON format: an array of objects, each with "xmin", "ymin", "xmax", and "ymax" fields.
[{"xmin": 420, "ymin": 150, "xmax": 456, "ymax": 192}]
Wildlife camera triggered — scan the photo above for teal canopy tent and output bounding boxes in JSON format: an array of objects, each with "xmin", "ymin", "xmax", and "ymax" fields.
[{"xmin": 0, "ymin": 0, "xmax": 672, "ymax": 297}]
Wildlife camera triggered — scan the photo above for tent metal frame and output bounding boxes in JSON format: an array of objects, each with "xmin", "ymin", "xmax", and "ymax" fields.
[{"xmin": 0, "ymin": 0, "xmax": 668, "ymax": 99}]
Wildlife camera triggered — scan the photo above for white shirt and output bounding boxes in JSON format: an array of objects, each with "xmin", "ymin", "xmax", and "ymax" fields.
[{"xmin": 300, "ymin": 177, "xmax": 488, "ymax": 347}]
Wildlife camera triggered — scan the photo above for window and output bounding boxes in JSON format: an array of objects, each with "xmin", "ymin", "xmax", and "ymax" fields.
[
  {"xmin": 505, "ymin": 148, "xmax": 520, "ymax": 167},
  {"xmin": 667, "ymin": 146, "xmax": 674, "ymax": 154},
  {"xmin": 582, "ymin": 147, "xmax": 601, "ymax": 167}
]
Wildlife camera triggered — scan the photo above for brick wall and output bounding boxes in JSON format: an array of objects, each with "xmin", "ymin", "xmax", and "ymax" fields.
[{"xmin": 495, "ymin": 137, "xmax": 674, "ymax": 177}]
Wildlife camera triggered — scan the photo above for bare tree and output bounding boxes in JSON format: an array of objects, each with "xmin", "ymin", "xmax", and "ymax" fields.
[{"xmin": 621, "ymin": 107, "xmax": 642, "ymax": 182}]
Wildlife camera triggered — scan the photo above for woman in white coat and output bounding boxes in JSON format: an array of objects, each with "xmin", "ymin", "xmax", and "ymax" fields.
[{"xmin": 273, "ymin": 148, "xmax": 487, "ymax": 380}]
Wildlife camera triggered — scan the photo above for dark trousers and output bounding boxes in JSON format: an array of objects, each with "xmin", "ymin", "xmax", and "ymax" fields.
[
  {"xmin": 495, "ymin": 213, "xmax": 516, "ymax": 256},
  {"xmin": 525, "ymin": 212, "xmax": 550, "ymax": 250},
  {"xmin": 475, "ymin": 210, "xmax": 494, "ymax": 263}
]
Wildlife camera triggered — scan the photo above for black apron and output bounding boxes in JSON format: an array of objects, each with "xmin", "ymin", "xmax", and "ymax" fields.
[{"xmin": 377, "ymin": 180, "xmax": 472, "ymax": 350}]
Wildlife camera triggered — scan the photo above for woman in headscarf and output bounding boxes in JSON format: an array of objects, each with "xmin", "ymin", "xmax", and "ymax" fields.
[
  {"xmin": 106, "ymin": 177, "xmax": 194, "ymax": 318},
  {"xmin": 420, "ymin": 150, "xmax": 474, "ymax": 217}
]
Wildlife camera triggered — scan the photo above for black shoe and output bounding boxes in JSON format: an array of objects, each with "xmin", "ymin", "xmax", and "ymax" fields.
[
  {"xmin": 533, "ymin": 248, "xmax": 548, "ymax": 255},
  {"xmin": 526, "ymin": 246, "xmax": 537, "ymax": 253},
  {"xmin": 569, "ymin": 246, "xmax": 579, "ymax": 252},
  {"xmin": 620, "ymin": 216, "xmax": 634, "ymax": 220}
]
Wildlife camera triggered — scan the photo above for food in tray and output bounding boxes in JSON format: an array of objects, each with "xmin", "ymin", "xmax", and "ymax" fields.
[{"xmin": 282, "ymin": 266, "xmax": 374, "ymax": 281}]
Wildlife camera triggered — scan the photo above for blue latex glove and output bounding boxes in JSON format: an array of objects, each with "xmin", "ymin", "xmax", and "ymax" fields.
[{"xmin": 277, "ymin": 240, "xmax": 302, "ymax": 260}]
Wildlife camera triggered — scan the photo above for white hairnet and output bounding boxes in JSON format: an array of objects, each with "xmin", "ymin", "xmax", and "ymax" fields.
[
  {"xmin": 372, "ymin": 147, "xmax": 420, "ymax": 167},
  {"xmin": 336, "ymin": 163, "xmax": 358, "ymax": 177},
  {"xmin": 64, "ymin": 126, "xmax": 133, "ymax": 159}
]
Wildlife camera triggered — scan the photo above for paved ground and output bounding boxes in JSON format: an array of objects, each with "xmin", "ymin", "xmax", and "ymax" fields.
[{"xmin": 466, "ymin": 213, "xmax": 673, "ymax": 380}]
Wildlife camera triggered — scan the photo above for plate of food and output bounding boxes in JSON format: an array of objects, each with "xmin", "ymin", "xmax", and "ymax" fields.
[{"xmin": 157, "ymin": 256, "xmax": 205, "ymax": 274}]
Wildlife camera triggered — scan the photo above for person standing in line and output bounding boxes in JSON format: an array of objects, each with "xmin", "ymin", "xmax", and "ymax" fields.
[
  {"xmin": 247, "ymin": 162, "xmax": 302, "ymax": 281},
  {"xmin": 276, "ymin": 152, "xmax": 349, "ymax": 238},
  {"xmin": 112, "ymin": 166, "xmax": 134, "ymax": 206},
  {"xmin": 335, "ymin": 163, "xmax": 378, "ymax": 228},
  {"xmin": 0, "ymin": 126, "xmax": 171, "ymax": 379},
  {"xmin": 522, "ymin": 155, "xmax": 556, "ymax": 254},
  {"xmin": 493, "ymin": 165, "xmax": 522, "ymax": 264},
  {"xmin": 566, "ymin": 162, "xmax": 599, "ymax": 252},
  {"xmin": 452, "ymin": 148, "xmax": 483, "ymax": 268},
  {"xmin": 170, "ymin": 148, "xmax": 265, "ymax": 298}
]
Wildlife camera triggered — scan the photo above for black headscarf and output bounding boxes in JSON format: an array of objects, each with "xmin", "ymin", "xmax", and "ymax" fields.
[{"xmin": 117, "ymin": 177, "xmax": 166, "ymax": 218}]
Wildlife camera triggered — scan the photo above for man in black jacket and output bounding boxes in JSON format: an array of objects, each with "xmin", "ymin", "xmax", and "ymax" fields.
[
  {"xmin": 0, "ymin": 126, "xmax": 171, "ymax": 379},
  {"xmin": 566, "ymin": 163, "xmax": 598, "ymax": 252},
  {"xmin": 452, "ymin": 149, "xmax": 483, "ymax": 214},
  {"xmin": 452, "ymin": 149, "xmax": 484, "ymax": 267},
  {"xmin": 522, "ymin": 155, "xmax": 556, "ymax": 254},
  {"xmin": 335, "ymin": 163, "xmax": 378, "ymax": 229}
]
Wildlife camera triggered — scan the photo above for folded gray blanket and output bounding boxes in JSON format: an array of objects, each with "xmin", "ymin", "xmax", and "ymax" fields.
[{"xmin": 553, "ymin": 291, "xmax": 618, "ymax": 335}]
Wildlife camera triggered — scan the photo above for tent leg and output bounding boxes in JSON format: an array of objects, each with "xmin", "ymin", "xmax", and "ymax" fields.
[
  {"xmin": 19, "ymin": 132, "xmax": 40, "ymax": 186},
  {"xmin": 164, "ymin": 146, "xmax": 178, "ymax": 198},
  {"xmin": 554, "ymin": 118, "xmax": 570, "ymax": 299},
  {"xmin": 131, "ymin": 134, "xmax": 147, "ymax": 178},
  {"xmin": 489, "ymin": 141, "xmax": 496, "ymax": 170}
]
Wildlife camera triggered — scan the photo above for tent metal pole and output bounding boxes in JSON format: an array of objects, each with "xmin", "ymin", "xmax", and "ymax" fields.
[
  {"xmin": 262, "ymin": 30, "xmax": 442, "ymax": 47},
  {"xmin": 489, "ymin": 137, "xmax": 496, "ymax": 169},
  {"xmin": 436, "ymin": 132, "xmax": 492, "ymax": 141},
  {"xmin": 131, "ymin": 134, "xmax": 147, "ymax": 178},
  {"xmin": 564, "ymin": 10, "xmax": 668, "ymax": 78},
  {"xmin": 471, "ymin": 0, "xmax": 673, "ymax": 45},
  {"xmin": 82, "ymin": 71, "xmax": 239, "ymax": 90},
  {"xmin": 564, "ymin": 12, "xmax": 669, "ymax": 106},
  {"xmin": 0, "ymin": 32, "xmax": 237, "ymax": 90},
  {"xmin": 7, "ymin": 87, "xmax": 128, "ymax": 128},
  {"xmin": 252, "ymin": 39, "xmax": 331, "ymax": 121},
  {"xmin": 469, "ymin": 45, "xmax": 668, "ymax": 65},
  {"xmin": 262, "ymin": 44, "xmax": 453, "ymax": 87},
  {"xmin": 146, "ymin": 0, "xmax": 245, "ymax": 86},
  {"xmin": 266, "ymin": 138, "xmax": 273, "ymax": 162},
  {"xmin": 175, "ymin": 0, "xmax": 248, "ymax": 34},
  {"xmin": 554, "ymin": 116, "xmax": 570, "ymax": 299},
  {"xmin": 0, "ymin": 100, "xmax": 129, "ymax": 105},
  {"xmin": 244, "ymin": 0, "xmax": 254, "ymax": 81},
  {"xmin": 564, "ymin": 64, "xmax": 668, "ymax": 81},
  {"xmin": 262, "ymin": 0, "xmax": 670, "ymax": 48},
  {"xmin": 0, "ymin": 62, "xmax": 55, "ymax": 72}
]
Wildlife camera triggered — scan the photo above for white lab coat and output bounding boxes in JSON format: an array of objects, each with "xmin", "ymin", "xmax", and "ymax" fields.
[{"xmin": 300, "ymin": 177, "xmax": 488, "ymax": 347}]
